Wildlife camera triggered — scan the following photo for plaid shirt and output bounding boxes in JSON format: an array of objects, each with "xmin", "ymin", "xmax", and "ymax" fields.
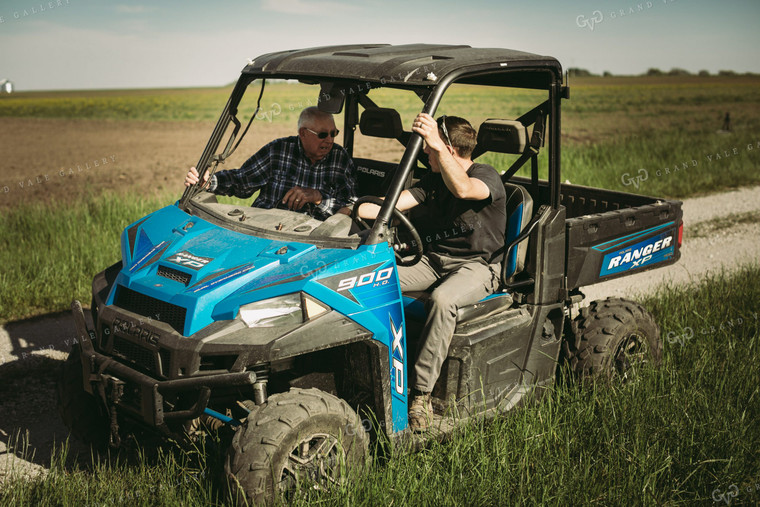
[{"xmin": 208, "ymin": 136, "xmax": 357, "ymax": 217}]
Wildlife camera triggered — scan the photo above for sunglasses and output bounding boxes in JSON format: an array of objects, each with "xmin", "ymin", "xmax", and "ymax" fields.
[
  {"xmin": 305, "ymin": 127, "xmax": 340, "ymax": 139},
  {"xmin": 437, "ymin": 115, "xmax": 453, "ymax": 148}
]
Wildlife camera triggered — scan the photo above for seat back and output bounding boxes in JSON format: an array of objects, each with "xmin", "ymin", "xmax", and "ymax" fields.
[
  {"xmin": 359, "ymin": 107, "xmax": 403, "ymax": 138},
  {"xmin": 353, "ymin": 107, "xmax": 405, "ymax": 196},
  {"xmin": 472, "ymin": 119, "xmax": 529, "ymax": 159},
  {"xmin": 475, "ymin": 119, "xmax": 534, "ymax": 282},
  {"xmin": 503, "ymin": 183, "xmax": 533, "ymax": 281}
]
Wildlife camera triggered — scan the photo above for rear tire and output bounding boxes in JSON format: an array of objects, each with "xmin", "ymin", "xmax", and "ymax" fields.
[
  {"xmin": 562, "ymin": 297, "xmax": 662, "ymax": 380},
  {"xmin": 225, "ymin": 388, "xmax": 368, "ymax": 504},
  {"xmin": 56, "ymin": 345, "xmax": 109, "ymax": 448}
]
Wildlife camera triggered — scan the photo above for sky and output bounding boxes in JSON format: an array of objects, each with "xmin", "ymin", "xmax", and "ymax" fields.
[{"xmin": 0, "ymin": 0, "xmax": 759, "ymax": 91}]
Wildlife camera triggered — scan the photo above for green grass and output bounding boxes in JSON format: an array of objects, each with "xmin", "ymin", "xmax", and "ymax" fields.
[
  {"xmin": 0, "ymin": 192, "xmax": 172, "ymax": 322},
  {"xmin": 0, "ymin": 87, "xmax": 233, "ymax": 122},
  {"xmin": 2, "ymin": 265, "xmax": 758, "ymax": 505},
  {"xmin": 1, "ymin": 437, "xmax": 217, "ymax": 506}
]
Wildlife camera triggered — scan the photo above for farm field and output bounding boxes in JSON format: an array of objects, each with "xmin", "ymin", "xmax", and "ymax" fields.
[{"xmin": 2, "ymin": 75, "xmax": 760, "ymax": 213}]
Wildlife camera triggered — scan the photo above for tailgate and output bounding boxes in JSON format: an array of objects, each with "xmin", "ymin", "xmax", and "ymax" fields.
[{"xmin": 565, "ymin": 199, "xmax": 682, "ymax": 290}]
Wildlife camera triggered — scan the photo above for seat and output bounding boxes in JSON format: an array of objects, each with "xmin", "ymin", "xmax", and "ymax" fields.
[
  {"xmin": 354, "ymin": 158, "xmax": 396, "ymax": 197},
  {"xmin": 353, "ymin": 107, "xmax": 405, "ymax": 196}
]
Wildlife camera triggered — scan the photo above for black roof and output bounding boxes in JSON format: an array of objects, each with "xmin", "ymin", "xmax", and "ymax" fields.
[{"xmin": 243, "ymin": 44, "xmax": 562, "ymax": 89}]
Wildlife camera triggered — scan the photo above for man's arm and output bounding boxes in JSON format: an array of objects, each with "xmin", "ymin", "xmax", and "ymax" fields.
[
  {"xmin": 356, "ymin": 190, "xmax": 420, "ymax": 219},
  {"xmin": 192, "ymin": 142, "xmax": 272, "ymax": 199},
  {"xmin": 412, "ymin": 113, "xmax": 490, "ymax": 201}
]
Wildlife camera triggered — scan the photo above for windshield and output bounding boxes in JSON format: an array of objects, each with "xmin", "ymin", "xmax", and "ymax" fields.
[
  {"xmin": 182, "ymin": 75, "xmax": 553, "ymax": 248},
  {"xmin": 184, "ymin": 78, "xmax": 363, "ymax": 247}
]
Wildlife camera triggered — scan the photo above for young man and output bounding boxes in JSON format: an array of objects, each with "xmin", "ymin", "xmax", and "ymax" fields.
[
  {"xmin": 185, "ymin": 107, "xmax": 357, "ymax": 218},
  {"xmin": 358, "ymin": 113, "xmax": 506, "ymax": 431}
]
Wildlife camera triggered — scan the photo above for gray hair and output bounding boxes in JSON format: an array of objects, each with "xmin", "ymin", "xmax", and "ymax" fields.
[{"xmin": 298, "ymin": 106, "xmax": 333, "ymax": 129}]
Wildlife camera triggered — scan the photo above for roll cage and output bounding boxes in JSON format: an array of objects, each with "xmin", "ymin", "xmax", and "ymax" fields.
[{"xmin": 179, "ymin": 44, "xmax": 567, "ymax": 248}]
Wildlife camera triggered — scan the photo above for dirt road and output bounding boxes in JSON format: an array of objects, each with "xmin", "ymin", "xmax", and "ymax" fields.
[{"xmin": 1, "ymin": 117, "xmax": 758, "ymax": 481}]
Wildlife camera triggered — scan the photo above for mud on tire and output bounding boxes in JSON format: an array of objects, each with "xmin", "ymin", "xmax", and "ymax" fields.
[
  {"xmin": 56, "ymin": 345, "xmax": 109, "ymax": 447},
  {"xmin": 225, "ymin": 387, "xmax": 368, "ymax": 504},
  {"xmin": 562, "ymin": 297, "xmax": 662, "ymax": 379}
]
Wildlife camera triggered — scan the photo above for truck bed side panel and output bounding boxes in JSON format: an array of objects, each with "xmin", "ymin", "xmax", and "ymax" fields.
[{"xmin": 559, "ymin": 183, "xmax": 682, "ymax": 290}]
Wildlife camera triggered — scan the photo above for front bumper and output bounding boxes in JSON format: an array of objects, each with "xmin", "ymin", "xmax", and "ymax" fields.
[{"xmin": 71, "ymin": 300, "xmax": 257, "ymax": 429}]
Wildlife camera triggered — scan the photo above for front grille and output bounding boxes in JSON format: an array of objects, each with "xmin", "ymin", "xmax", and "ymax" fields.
[
  {"xmin": 113, "ymin": 336, "xmax": 158, "ymax": 375},
  {"xmin": 114, "ymin": 286, "xmax": 187, "ymax": 335},
  {"xmin": 157, "ymin": 265, "xmax": 192, "ymax": 286}
]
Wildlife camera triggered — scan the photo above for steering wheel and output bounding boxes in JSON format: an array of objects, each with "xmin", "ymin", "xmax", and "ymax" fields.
[{"xmin": 351, "ymin": 196, "xmax": 423, "ymax": 266}]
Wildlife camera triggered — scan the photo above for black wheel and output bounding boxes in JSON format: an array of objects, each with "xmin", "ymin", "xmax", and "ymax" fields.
[
  {"xmin": 351, "ymin": 195, "xmax": 423, "ymax": 266},
  {"xmin": 56, "ymin": 345, "xmax": 110, "ymax": 447},
  {"xmin": 225, "ymin": 388, "xmax": 368, "ymax": 504},
  {"xmin": 562, "ymin": 298, "xmax": 662, "ymax": 380}
]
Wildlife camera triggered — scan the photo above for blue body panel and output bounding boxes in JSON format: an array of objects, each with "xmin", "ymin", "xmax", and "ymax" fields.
[
  {"xmin": 594, "ymin": 222, "xmax": 676, "ymax": 278},
  {"xmin": 114, "ymin": 204, "xmax": 409, "ymax": 432}
]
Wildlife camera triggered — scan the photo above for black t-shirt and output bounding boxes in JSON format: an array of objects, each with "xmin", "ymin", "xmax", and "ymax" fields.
[{"xmin": 407, "ymin": 163, "xmax": 506, "ymax": 263}]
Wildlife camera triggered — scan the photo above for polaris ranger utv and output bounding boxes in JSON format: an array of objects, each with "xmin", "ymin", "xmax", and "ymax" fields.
[{"xmin": 58, "ymin": 44, "xmax": 683, "ymax": 502}]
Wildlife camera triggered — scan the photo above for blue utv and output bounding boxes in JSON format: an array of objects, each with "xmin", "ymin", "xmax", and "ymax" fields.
[{"xmin": 58, "ymin": 44, "xmax": 683, "ymax": 503}]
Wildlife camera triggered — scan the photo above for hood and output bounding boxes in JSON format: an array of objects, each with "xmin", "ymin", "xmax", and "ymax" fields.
[{"xmin": 112, "ymin": 205, "xmax": 358, "ymax": 336}]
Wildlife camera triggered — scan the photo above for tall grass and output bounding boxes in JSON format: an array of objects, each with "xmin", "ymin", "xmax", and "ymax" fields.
[
  {"xmin": 0, "ymin": 192, "xmax": 172, "ymax": 322},
  {"xmin": 2, "ymin": 265, "xmax": 757, "ymax": 505},
  {"xmin": 1, "ymin": 439, "xmax": 218, "ymax": 506}
]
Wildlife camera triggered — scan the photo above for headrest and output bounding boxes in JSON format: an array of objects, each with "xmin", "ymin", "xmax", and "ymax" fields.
[
  {"xmin": 359, "ymin": 108, "xmax": 403, "ymax": 138},
  {"xmin": 477, "ymin": 119, "xmax": 528, "ymax": 155}
]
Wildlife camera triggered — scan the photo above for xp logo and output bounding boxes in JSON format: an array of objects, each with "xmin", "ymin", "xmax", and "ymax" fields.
[
  {"xmin": 390, "ymin": 316, "xmax": 404, "ymax": 395},
  {"xmin": 337, "ymin": 267, "xmax": 394, "ymax": 292},
  {"xmin": 166, "ymin": 250, "xmax": 213, "ymax": 270}
]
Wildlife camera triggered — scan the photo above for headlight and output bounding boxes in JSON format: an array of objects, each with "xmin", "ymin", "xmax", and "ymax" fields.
[{"xmin": 238, "ymin": 293, "xmax": 327, "ymax": 328}]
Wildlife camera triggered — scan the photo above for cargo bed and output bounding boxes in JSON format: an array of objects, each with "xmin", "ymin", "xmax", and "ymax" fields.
[{"xmin": 512, "ymin": 176, "xmax": 683, "ymax": 290}]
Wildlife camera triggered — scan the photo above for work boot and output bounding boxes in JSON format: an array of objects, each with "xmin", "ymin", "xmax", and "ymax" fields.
[{"xmin": 408, "ymin": 391, "xmax": 433, "ymax": 432}]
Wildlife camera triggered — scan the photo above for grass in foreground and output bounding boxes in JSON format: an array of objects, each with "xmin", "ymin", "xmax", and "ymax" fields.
[{"xmin": 2, "ymin": 265, "xmax": 758, "ymax": 505}]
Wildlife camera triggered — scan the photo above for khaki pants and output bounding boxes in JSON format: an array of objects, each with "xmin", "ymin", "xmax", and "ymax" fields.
[{"xmin": 399, "ymin": 252, "xmax": 500, "ymax": 393}]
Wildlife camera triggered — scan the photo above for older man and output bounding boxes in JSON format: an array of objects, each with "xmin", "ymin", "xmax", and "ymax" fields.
[
  {"xmin": 358, "ymin": 113, "xmax": 506, "ymax": 431},
  {"xmin": 185, "ymin": 107, "xmax": 357, "ymax": 218}
]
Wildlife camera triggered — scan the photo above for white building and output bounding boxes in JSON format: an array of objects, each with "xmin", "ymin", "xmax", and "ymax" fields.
[{"xmin": 0, "ymin": 79, "xmax": 13, "ymax": 94}]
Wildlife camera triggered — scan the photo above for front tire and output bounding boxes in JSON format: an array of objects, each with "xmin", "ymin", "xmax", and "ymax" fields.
[
  {"xmin": 225, "ymin": 388, "xmax": 368, "ymax": 504},
  {"xmin": 562, "ymin": 297, "xmax": 662, "ymax": 379}
]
